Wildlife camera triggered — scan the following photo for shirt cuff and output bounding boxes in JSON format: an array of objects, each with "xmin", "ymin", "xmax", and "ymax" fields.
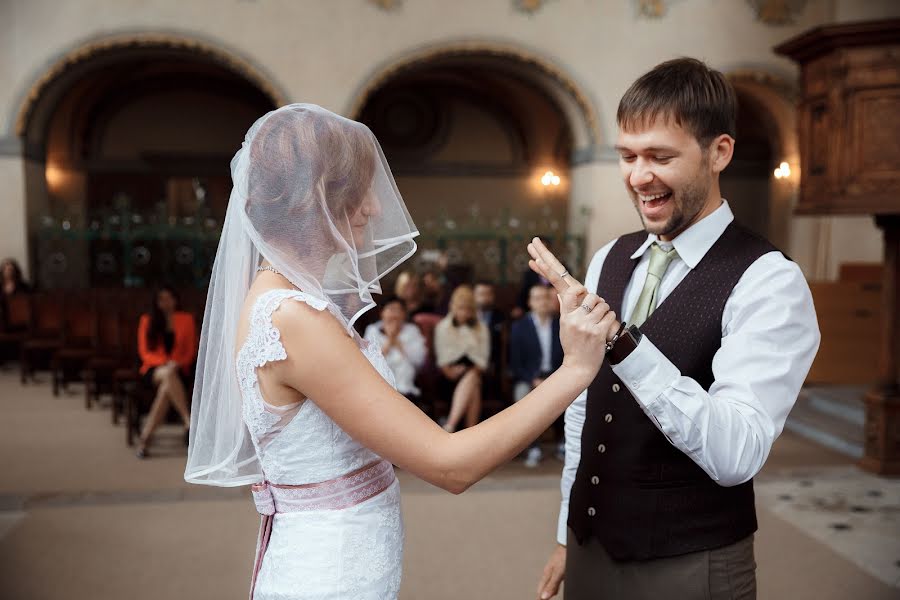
[
  {"xmin": 610, "ymin": 335, "xmax": 680, "ymax": 411},
  {"xmin": 556, "ymin": 504, "xmax": 569, "ymax": 546}
]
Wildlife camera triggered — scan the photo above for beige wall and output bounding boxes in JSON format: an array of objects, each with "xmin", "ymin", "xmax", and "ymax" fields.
[
  {"xmin": 2, "ymin": 0, "xmax": 898, "ymax": 281},
  {"xmin": 0, "ymin": 156, "xmax": 28, "ymax": 276}
]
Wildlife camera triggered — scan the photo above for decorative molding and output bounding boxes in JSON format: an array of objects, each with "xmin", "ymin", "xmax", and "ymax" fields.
[
  {"xmin": 0, "ymin": 136, "xmax": 22, "ymax": 157},
  {"xmin": 347, "ymin": 40, "xmax": 602, "ymax": 152},
  {"xmin": 14, "ymin": 32, "xmax": 288, "ymax": 137},
  {"xmin": 368, "ymin": 0, "xmax": 402, "ymax": 11},
  {"xmin": 636, "ymin": 0, "xmax": 668, "ymax": 19},
  {"xmin": 514, "ymin": 0, "xmax": 551, "ymax": 15},
  {"xmin": 726, "ymin": 68, "xmax": 798, "ymax": 103},
  {"xmin": 0, "ymin": 136, "xmax": 43, "ymax": 160},
  {"xmin": 746, "ymin": 0, "xmax": 808, "ymax": 26}
]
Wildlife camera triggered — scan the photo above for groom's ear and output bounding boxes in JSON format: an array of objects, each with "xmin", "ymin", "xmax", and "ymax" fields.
[{"xmin": 708, "ymin": 134, "xmax": 734, "ymax": 175}]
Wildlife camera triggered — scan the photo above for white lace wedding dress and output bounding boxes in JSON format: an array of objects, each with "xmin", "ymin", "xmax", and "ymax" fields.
[{"xmin": 236, "ymin": 288, "xmax": 404, "ymax": 600}]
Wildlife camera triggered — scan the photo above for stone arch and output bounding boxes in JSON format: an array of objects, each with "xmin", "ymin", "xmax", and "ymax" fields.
[
  {"xmin": 346, "ymin": 39, "xmax": 603, "ymax": 162},
  {"xmin": 12, "ymin": 31, "xmax": 289, "ymax": 144}
]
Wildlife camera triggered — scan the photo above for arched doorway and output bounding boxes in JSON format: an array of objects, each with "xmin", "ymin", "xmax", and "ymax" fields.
[
  {"xmin": 350, "ymin": 43, "xmax": 601, "ymax": 304},
  {"xmin": 723, "ymin": 71, "xmax": 799, "ymax": 254},
  {"xmin": 16, "ymin": 34, "xmax": 283, "ymax": 288}
]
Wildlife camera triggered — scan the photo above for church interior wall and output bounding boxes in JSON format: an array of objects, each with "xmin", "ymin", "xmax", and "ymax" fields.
[{"xmin": 2, "ymin": 0, "xmax": 898, "ymax": 284}]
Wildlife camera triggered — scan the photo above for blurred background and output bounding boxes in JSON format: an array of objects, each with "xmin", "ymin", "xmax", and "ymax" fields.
[{"xmin": 0, "ymin": 1, "xmax": 898, "ymax": 599}]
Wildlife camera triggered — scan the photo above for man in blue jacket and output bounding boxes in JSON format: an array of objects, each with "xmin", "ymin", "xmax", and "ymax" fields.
[{"xmin": 510, "ymin": 284, "xmax": 564, "ymax": 467}]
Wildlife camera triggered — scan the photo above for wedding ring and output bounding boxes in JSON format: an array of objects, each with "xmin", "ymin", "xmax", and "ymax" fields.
[
  {"xmin": 558, "ymin": 270, "xmax": 570, "ymax": 279},
  {"xmin": 581, "ymin": 304, "xmax": 592, "ymax": 313}
]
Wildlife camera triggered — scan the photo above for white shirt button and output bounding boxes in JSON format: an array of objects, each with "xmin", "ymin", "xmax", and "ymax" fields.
[
  {"xmin": 604, "ymin": 413, "xmax": 613, "ymax": 423},
  {"xmin": 598, "ymin": 444, "xmax": 606, "ymax": 453},
  {"xmin": 591, "ymin": 476, "xmax": 599, "ymax": 485},
  {"xmin": 612, "ymin": 383, "xmax": 620, "ymax": 393},
  {"xmin": 587, "ymin": 507, "xmax": 596, "ymax": 517}
]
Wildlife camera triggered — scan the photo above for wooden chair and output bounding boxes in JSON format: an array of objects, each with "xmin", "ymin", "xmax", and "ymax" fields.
[
  {"xmin": 20, "ymin": 293, "xmax": 64, "ymax": 384},
  {"xmin": 0, "ymin": 294, "xmax": 31, "ymax": 366},
  {"xmin": 51, "ymin": 292, "xmax": 96, "ymax": 396},
  {"xmin": 83, "ymin": 291, "xmax": 129, "ymax": 412},
  {"xmin": 112, "ymin": 306, "xmax": 144, "ymax": 431}
]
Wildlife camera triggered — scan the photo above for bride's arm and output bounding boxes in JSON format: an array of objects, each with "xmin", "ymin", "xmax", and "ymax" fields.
[{"xmin": 274, "ymin": 275, "xmax": 615, "ymax": 494}]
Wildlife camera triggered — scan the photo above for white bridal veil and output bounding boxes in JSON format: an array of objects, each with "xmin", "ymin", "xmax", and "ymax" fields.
[{"xmin": 185, "ymin": 104, "xmax": 418, "ymax": 486}]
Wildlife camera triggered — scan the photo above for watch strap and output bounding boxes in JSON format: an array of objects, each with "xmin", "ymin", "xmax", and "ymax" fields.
[{"xmin": 608, "ymin": 324, "xmax": 642, "ymax": 365}]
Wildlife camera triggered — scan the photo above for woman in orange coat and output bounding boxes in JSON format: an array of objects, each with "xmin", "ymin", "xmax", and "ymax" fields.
[{"xmin": 136, "ymin": 285, "xmax": 197, "ymax": 459}]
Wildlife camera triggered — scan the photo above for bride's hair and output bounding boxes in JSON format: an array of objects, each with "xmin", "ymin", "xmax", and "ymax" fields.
[{"xmin": 246, "ymin": 110, "xmax": 376, "ymax": 242}]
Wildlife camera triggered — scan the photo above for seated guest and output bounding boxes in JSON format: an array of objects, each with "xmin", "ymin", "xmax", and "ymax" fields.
[
  {"xmin": 422, "ymin": 268, "xmax": 447, "ymax": 314},
  {"xmin": 1, "ymin": 258, "xmax": 31, "ymax": 297},
  {"xmin": 474, "ymin": 280, "xmax": 505, "ymax": 364},
  {"xmin": 509, "ymin": 284, "xmax": 564, "ymax": 467},
  {"xmin": 434, "ymin": 285, "xmax": 490, "ymax": 432},
  {"xmin": 364, "ymin": 297, "xmax": 428, "ymax": 401},
  {"xmin": 474, "ymin": 280, "xmax": 506, "ymax": 399},
  {"xmin": 394, "ymin": 270, "xmax": 433, "ymax": 317},
  {"xmin": 0, "ymin": 258, "xmax": 31, "ymax": 331},
  {"xmin": 135, "ymin": 285, "xmax": 197, "ymax": 459}
]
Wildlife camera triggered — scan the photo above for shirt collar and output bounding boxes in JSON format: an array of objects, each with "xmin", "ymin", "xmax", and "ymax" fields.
[
  {"xmin": 530, "ymin": 312, "xmax": 551, "ymax": 328},
  {"xmin": 629, "ymin": 199, "xmax": 734, "ymax": 269}
]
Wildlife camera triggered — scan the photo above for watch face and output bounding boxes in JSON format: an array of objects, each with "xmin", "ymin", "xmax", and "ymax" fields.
[{"xmin": 627, "ymin": 325, "xmax": 643, "ymax": 343}]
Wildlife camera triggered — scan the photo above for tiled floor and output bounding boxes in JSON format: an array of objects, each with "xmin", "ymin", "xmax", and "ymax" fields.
[
  {"xmin": 2, "ymin": 370, "xmax": 898, "ymax": 599},
  {"xmin": 756, "ymin": 466, "xmax": 900, "ymax": 587}
]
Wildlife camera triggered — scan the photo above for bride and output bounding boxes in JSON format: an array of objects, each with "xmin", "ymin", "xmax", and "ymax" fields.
[{"xmin": 184, "ymin": 104, "xmax": 618, "ymax": 599}]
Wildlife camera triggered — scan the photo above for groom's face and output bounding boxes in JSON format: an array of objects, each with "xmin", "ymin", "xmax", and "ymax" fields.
[{"xmin": 615, "ymin": 116, "xmax": 715, "ymax": 241}]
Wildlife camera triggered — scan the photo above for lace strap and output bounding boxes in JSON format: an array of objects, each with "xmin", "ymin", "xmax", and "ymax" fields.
[{"xmin": 238, "ymin": 289, "xmax": 331, "ymax": 441}]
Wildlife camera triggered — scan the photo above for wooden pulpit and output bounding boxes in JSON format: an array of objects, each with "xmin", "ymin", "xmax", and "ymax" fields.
[{"xmin": 776, "ymin": 20, "xmax": 900, "ymax": 475}]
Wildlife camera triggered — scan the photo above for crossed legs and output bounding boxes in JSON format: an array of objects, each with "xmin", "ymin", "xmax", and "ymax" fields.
[
  {"xmin": 443, "ymin": 368, "xmax": 482, "ymax": 433},
  {"xmin": 137, "ymin": 364, "xmax": 191, "ymax": 456}
]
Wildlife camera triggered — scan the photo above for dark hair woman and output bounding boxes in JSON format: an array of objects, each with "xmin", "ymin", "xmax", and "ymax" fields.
[{"xmin": 135, "ymin": 285, "xmax": 197, "ymax": 458}]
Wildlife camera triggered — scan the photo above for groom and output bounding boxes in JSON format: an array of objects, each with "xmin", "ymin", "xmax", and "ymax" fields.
[{"xmin": 535, "ymin": 58, "xmax": 820, "ymax": 599}]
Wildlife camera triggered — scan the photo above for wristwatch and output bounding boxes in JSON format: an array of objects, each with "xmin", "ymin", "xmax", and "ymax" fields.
[{"xmin": 606, "ymin": 323, "xmax": 643, "ymax": 365}]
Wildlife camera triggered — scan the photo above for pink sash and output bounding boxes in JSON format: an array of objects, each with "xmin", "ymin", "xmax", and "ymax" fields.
[{"xmin": 248, "ymin": 459, "xmax": 396, "ymax": 599}]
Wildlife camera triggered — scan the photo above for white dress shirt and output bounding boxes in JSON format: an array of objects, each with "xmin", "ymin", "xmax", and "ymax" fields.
[
  {"xmin": 363, "ymin": 321, "xmax": 428, "ymax": 396},
  {"xmin": 531, "ymin": 313, "xmax": 554, "ymax": 375},
  {"xmin": 556, "ymin": 200, "xmax": 820, "ymax": 545}
]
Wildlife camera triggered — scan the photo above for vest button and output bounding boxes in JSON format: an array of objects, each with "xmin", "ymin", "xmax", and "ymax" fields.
[
  {"xmin": 598, "ymin": 444, "xmax": 606, "ymax": 453},
  {"xmin": 587, "ymin": 507, "xmax": 596, "ymax": 517},
  {"xmin": 612, "ymin": 383, "xmax": 620, "ymax": 393},
  {"xmin": 591, "ymin": 476, "xmax": 599, "ymax": 485},
  {"xmin": 604, "ymin": 413, "xmax": 613, "ymax": 423}
]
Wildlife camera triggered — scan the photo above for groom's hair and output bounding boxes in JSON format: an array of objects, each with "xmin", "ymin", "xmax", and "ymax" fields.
[{"xmin": 617, "ymin": 57, "xmax": 737, "ymax": 148}]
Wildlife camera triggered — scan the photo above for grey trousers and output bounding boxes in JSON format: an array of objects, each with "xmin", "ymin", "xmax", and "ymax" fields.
[{"xmin": 565, "ymin": 530, "xmax": 756, "ymax": 600}]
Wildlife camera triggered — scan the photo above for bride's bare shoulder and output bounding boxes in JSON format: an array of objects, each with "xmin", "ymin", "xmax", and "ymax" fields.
[{"xmin": 271, "ymin": 291, "xmax": 350, "ymax": 348}]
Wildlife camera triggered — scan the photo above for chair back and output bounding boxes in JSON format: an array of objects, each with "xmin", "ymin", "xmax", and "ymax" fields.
[
  {"xmin": 62, "ymin": 292, "xmax": 95, "ymax": 347},
  {"xmin": 4, "ymin": 294, "xmax": 31, "ymax": 331},
  {"xmin": 30, "ymin": 293, "xmax": 64, "ymax": 339}
]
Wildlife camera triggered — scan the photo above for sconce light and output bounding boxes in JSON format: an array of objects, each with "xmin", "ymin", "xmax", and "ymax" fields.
[
  {"xmin": 541, "ymin": 170, "xmax": 562, "ymax": 187},
  {"xmin": 773, "ymin": 161, "xmax": 792, "ymax": 180},
  {"xmin": 45, "ymin": 163, "xmax": 66, "ymax": 192}
]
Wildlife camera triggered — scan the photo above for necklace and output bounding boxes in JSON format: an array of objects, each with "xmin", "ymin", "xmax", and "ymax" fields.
[{"xmin": 257, "ymin": 265, "xmax": 282, "ymax": 276}]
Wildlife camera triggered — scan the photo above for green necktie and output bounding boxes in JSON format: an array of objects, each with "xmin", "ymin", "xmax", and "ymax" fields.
[{"xmin": 630, "ymin": 243, "xmax": 678, "ymax": 327}]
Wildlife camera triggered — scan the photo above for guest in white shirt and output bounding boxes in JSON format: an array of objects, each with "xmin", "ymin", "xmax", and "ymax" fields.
[
  {"xmin": 364, "ymin": 297, "xmax": 427, "ymax": 401},
  {"xmin": 434, "ymin": 285, "xmax": 490, "ymax": 432}
]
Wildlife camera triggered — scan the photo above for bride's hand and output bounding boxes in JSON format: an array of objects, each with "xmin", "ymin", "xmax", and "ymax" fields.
[{"xmin": 527, "ymin": 238, "xmax": 620, "ymax": 380}]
